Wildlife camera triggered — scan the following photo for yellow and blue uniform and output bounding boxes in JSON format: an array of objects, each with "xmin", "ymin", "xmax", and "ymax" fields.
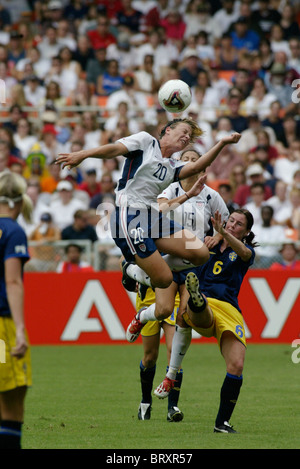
[
  {"xmin": 0, "ymin": 217, "xmax": 32, "ymax": 392},
  {"xmin": 183, "ymin": 241, "xmax": 255, "ymax": 348},
  {"xmin": 136, "ymin": 288, "xmax": 180, "ymax": 337}
]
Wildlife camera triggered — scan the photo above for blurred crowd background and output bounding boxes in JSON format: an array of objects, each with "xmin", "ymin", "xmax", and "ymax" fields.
[{"xmin": 0, "ymin": 0, "xmax": 300, "ymax": 272}]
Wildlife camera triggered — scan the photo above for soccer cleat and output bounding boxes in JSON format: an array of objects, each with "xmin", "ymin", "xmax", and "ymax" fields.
[
  {"xmin": 121, "ymin": 261, "xmax": 137, "ymax": 292},
  {"xmin": 154, "ymin": 377, "xmax": 176, "ymax": 399},
  {"xmin": 167, "ymin": 406, "xmax": 184, "ymax": 422},
  {"xmin": 126, "ymin": 308, "xmax": 146, "ymax": 343},
  {"xmin": 138, "ymin": 403, "xmax": 151, "ymax": 420},
  {"xmin": 214, "ymin": 421, "xmax": 237, "ymax": 433},
  {"xmin": 185, "ymin": 272, "xmax": 206, "ymax": 309}
]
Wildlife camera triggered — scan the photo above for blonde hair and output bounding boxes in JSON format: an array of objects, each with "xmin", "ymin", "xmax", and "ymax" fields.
[
  {"xmin": 0, "ymin": 172, "xmax": 33, "ymax": 222},
  {"xmin": 159, "ymin": 118, "xmax": 204, "ymax": 142}
]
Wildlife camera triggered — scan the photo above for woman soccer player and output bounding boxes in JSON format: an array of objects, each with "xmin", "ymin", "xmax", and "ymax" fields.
[
  {"xmin": 0, "ymin": 172, "xmax": 33, "ymax": 449},
  {"xmin": 154, "ymin": 209, "xmax": 257, "ymax": 434},
  {"xmin": 136, "ymin": 148, "xmax": 229, "ymax": 421},
  {"xmin": 56, "ymin": 119, "xmax": 240, "ymax": 317}
]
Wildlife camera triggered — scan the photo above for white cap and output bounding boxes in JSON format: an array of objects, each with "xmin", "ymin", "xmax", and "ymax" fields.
[{"xmin": 57, "ymin": 180, "xmax": 73, "ymax": 191}]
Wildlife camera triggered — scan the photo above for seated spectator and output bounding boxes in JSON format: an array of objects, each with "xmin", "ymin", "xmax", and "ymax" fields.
[
  {"xmin": 23, "ymin": 145, "xmax": 50, "ymax": 181},
  {"xmin": 56, "ymin": 243, "xmax": 94, "ymax": 273},
  {"xmin": 49, "ymin": 179, "xmax": 88, "ymax": 231},
  {"xmin": 250, "ymin": 0, "xmax": 281, "ymax": 36},
  {"xmin": 44, "ymin": 55, "xmax": 78, "ymax": 98},
  {"xmin": 103, "ymin": 101, "xmax": 140, "ymax": 136},
  {"xmin": 243, "ymin": 77, "xmax": 277, "ymax": 120},
  {"xmin": 218, "ymin": 183, "xmax": 239, "ymax": 214},
  {"xmin": 214, "ymin": 33, "xmax": 239, "ymax": 71},
  {"xmin": 17, "ymin": 179, "xmax": 51, "ymax": 237},
  {"xmin": 106, "ymin": 31, "xmax": 136, "ymax": 75},
  {"xmin": 72, "ymin": 35, "xmax": 95, "ymax": 73},
  {"xmin": 89, "ymin": 172, "xmax": 116, "ymax": 210},
  {"xmin": 27, "ymin": 212, "xmax": 61, "ymax": 272},
  {"xmin": 179, "ymin": 48, "xmax": 204, "ymax": 88},
  {"xmin": 37, "ymin": 25, "xmax": 62, "ymax": 61},
  {"xmin": 223, "ymin": 93, "xmax": 248, "ymax": 134},
  {"xmin": 87, "ymin": 15, "xmax": 116, "ymax": 50},
  {"xmin": 40, "ymin": 159, "xmax": 62, "ymax": 194},
  {"xmin": 283, "ymin": 187, "xmax": 300, "ymax": 234},
  {"xmin": 133, "ymin": 54, "xmax": 159, "ymax": 94},
  {"xmin": 160, "ymin": 9, "xmax": 186, "ymax": 41},
  {"xmin": 59, "ymin": 45, "xmax": 81, "ymax": 76},
  {"xmin": 270, "ymin": 241, "xmax": 300, "ymax": 271},
  {"xmin": 78, "ymin": 169, "xmax": 102, "ymax": 199},
  {"xmin": 243, "ymin": 182, "xmax": 267, "ymax": 228},
  {"xmin": 228, "ymin": 164, "xmax": 246, "ymax": 198},
  {"xmin": 261, "ymin": 100, "xmax": 286, "ymax": 146},
  {"xmin": 267, "ymin": 180, "xmax": 292, "ymax": 225},
  {"xmin": 94, "ymin": 59, "xmax": 124, "ymax": 96},
  {"xmin": 265, "ymin": 62, "xmax": 297, "ymax": 114},
  {"xmin": 254, "ymin": 205, "xmax": 286, "ymax": 266},
  {"xmin": 2, "ymin": 104, "xmax": 24, "ymax": 133},
  {"xmin": 23, "ymin": 74, "xmax": 46, "ymax": 107},
  {"xmin": 233, "ymin": 162, "xmax": 273, "ymax": 207},
  {"xmin": 61, "ymin": 209, "xmax": 98, "ymax": 243},
  {"xmin": 86, "ymin": 47, "xmax": 109, "ymax": 87},
  {"xmin": 235, "ymin": 114, "xmax": 276, "ymax": 156},
  {"xmin": 105, "ymin": 73, "xmax": 149, "ymax": 116},
  {"xmin": 279, "ymin": 4, "xmax": 300, "ymax": 41},
  {"xmin": 288, "ymin": 37, "xmax": 300, "ymax": 75},
  {"xmin": 279, "ymin": 113, "xmax": 300, "ymax": 150},
  {"xmin": 230, "ymin": 16, "xmax": 260, "ymax": 52},
  {"xmin": 13, "ymin": 118, "xmax": 38, "ymax": 160},
  {"xmin": 273, "ymin": 139, "xmax": 300, "ymax": 186}
]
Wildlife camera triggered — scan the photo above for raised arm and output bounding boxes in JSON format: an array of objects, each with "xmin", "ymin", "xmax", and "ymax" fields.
[
  {"xmin": 55, "ymin": 142, "xmax": 128, "ymax": 169},
  {"xmin": 179, "ymin": 133, "xmax": 241, "ymax": 180}
]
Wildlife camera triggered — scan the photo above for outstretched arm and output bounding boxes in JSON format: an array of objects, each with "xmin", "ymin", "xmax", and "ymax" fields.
[
  {"xmin": 55, "ymin": 142, "xmax": 128, "ymax": 169},
  {"xmin": 179, "ymin": 133, "xmax": 241, "ymax": 180}
]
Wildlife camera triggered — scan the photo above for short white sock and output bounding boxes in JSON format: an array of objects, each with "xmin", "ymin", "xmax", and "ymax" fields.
[
  {"xmin": 139, "ymin": 303, "xmax": 156, "ymax": 323},
  {"xmin": 162, "ymin": 254, "xmax": 195, "ymax": 272},
  {"xmin": 166, "ymin": 325, "xmax": 192, "ymax": 380},
  {"xmin": 126, "ymin": 264, "xmax": 152, "ymax": 286}
]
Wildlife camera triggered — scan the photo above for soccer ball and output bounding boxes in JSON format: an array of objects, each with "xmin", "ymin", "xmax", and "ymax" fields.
[{"xmin": 158, "ymin": 80, "xmax": 192, "ymax": 113}]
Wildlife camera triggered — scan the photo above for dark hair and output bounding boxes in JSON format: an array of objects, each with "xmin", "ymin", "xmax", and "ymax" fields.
[{"xmin": 231, "ymin": 208, "xmax": 259, "ymax": 247}]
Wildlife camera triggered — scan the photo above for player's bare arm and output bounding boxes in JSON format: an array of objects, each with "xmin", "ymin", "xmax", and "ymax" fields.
[
  {"xmin": 55, "ymin": 142, "xmax": 128, "ymax": 169},
  {"xmin": 179, "ymin": 133, "xmax": 241, "ymax": 180}
]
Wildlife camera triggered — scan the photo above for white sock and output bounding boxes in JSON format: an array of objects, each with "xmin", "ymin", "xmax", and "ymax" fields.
[
  {"xmin": 126, "ymin": 264, "xmax": 152, "ymax": 286},
  {"xmin": 138, "ymin": 303, "xmax": 157, "ymax": 323},
  {"xmin": 166, "ymin": 325, "xmax": 192, "ymax": 380},
  {"xmin": 162, "ymin": 254, "xmax": 195, "ymax": 272}
]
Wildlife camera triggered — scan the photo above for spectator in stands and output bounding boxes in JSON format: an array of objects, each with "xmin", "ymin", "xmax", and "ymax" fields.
[
  {"xmin": 40, "ymin": 159, "xmax": 62, "ymax": 194},
  {"xmin": 78, "ymin": 169, "xmax": 102, "ymax": 200},
  {"xmin": 230, "ymin": 16, "xmax": 260, "ymax": 52},
  {"xmin": 15, "ymin": 46, "xmax": 51, "ymax": 82},
  {"xmin": 243, "ymin": 182, "xmax": 267, "ymax": 228},
  {"xmin": 233, "ymin": 162, "xmax": 273, "ymax": 207},
  {"xmin": 267, "ymin": 180, "xmax": 292, "ymax": 226},
  {"xmin": 160, "ymin": 9, "xmax": 186, "ymax": 41},
  {"xmin": 180, "ymin": 48, "xmax": 204, "ymax": 88},
  {"xmin": 265, "ymin": 62, "xmax": 296, "ymax": 114},
  {"xmin": 269, "ymin": 24, "xmax": 291, "ymax": 58},
  {"xmin": 280, "ymin": 4, "xmax": 300, "ymax": 41},
  {"xmin": 2, "ymin": 104, "xmax": 23, "ymax": 133},
  {"xmin": 49, "ymin": 179, "xmax": 88, "ymax": 231},
  {"xmin": 279, "ymin": 114, "xmax": 300, "ymax": 150},
  {"xmin": 212, "ymin": 0, "xmax": 240, "ymax": 41},
  {"xmin": 273, "ymin": 139, "xmax": 300, "ymax": 186},
  {"xmin": 40, "ymin": 80, "xmax": 66, "ymax": 111},
  {"xmin": 7, "ymin": 31, "xmax": 26, "ymax": 69},
  {"xmin": 270, "ymin": 241, "xmax": 300, "ymax": 271},
  {"xmin": 288, "ymin": 36, "xmax": 300, "ymax": 74},
  {"xmin": 134, "ymin": 54, "xmax": 159, "ymax": 94},
  {"xmin": 56, "ymin": 20, "xmax": 77, "ymax": 52},
  {"xmin": 106, "ymin": 72, "xmax": 149, "ymax": 115},
  {"xmin": 23, "ymin": 75, "xmax": 46, "ymax": 107},
  {"xmin": 228, "ymin": 163, "xmax": 246, "ymax": 198},
  {"xmin": 250, "ymin": 0, "xmax": 281, "ymax": 36},
  {"xmin": 0, "ymin": 126, "xmax": 22, "ymax": 159},
  {"xmin": 218, "ymin": 183, "xmax": 239, "ymax": 214},
  {"xmin": 225, "ymin": 93, "xmax": 248, "ymax": 134},
  {"xmin": 27, "ymin": 212, "xmax": 61, "ymax": 272},
  {"xmin": 44, "ymin": 55, "xmax": 78, "ymax": 98},
  {"xmin": 72, "ymin": 35, "xmax": 95, "ymax": 73},
  {"xmin": 115, "ymin": 0, "xmax": 145, "ymax": 33},
  {"xmin": 59, "ymin": 46, "xmax": 81, "ymax": 77},
  {"xmin": 17, "ymin": 179, "xmax": 50, "ymax": 237},
  {"xmin": 244, "ymin": 76, "xmax": 277, "ymax": 120},
  {"xmin": 250, "ymin": 129, "xmax": 279, "ymax": 165},
  {"xmin": 214, "ymin": 33, "xmax": 239, "ymax": 71},
  {"xmin": 56, "ymin": 243, "xmax": 94, "ymax": 273},
  {"xmin": 87, "ymin": 14, "xmax": 117, "ymax": 50},
  {"xmin": 261, "ymin": 100, "xmax": 286, "ymax": 145},
  {"xmin": 254, "ymin": 205, "xmax": 286, "ymax": 265},
  {"xmin": 61, "ymin": 209, "xmax": 98, "ymax": 243},
  {"xmin": 89, "ymin": 172, "xmax": 116, "ymax": 210},
  {"xmin": 95, "ymin": 59, "xmax": 124, "ymax": 96},
  {"xmin": 13, "ymin": 118, "xmax": 37, "ymax": 160},
  {"xmin": 37, "ymin": 25, "xmax": 62, "ymax": 61},
  {"xmin": 86, "ymin": 47, "xmax": 108, "ymax": 87},
  {"xmin": 284, "ymin": 187, "xmax": 300, "ymax": 233}
]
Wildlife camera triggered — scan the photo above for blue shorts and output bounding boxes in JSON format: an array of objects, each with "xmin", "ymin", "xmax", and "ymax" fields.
[{"xmin": 111, "ymin": 206, "xmax": 183, "ymax": 262}]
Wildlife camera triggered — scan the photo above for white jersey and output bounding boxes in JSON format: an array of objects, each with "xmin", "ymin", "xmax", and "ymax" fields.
[
  {"xmin": 115, "ymin": 132, "xmax": 184, "ymax": 208},
  {"xmin": 158, "ymin": 182, "xmax": 229, "ymax": 242}
]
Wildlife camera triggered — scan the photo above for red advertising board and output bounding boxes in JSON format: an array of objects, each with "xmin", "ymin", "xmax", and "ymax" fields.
[{"xmin": 24, "ymin": 271, "xmax": 300, "ymax": 345}]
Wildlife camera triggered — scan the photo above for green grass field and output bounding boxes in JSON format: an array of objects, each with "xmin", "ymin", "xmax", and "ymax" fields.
[{"xmin": 22, "ymin": 343, "xmax": 300, "ymax": 450}]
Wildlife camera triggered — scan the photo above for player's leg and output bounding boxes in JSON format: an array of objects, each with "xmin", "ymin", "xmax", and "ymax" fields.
[
  {"xmin": 138, "ymin": 332, "xmax": 160, "ymax": 421},
  {"xmin": 163, "ymin": 322, "xmax": 184, "ymax": 422},
  {"xmin": 214, "ymin": 332, "xmax": 245, "ymax": 434},
  {"xmin": 0, "ymin": 386, "xmax": 27, "ymax": 449}
]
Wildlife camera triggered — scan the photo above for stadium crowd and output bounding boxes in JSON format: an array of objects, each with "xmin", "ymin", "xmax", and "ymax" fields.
[{"xmin": 0, "ymin": 0, "xmax": 300, "ymax": 270}]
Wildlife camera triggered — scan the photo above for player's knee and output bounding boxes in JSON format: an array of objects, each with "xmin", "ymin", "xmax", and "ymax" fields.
[
  {"xmin": 227, "ymin": 359, "xmax": 244, "ymax": 377},
  {"xmin": 155, "ymin": 304, "xmax": 174, "ymax": 321},
  {"xmin": 151, "ymin": 272, "xmax": 173, "ymax": 289}
]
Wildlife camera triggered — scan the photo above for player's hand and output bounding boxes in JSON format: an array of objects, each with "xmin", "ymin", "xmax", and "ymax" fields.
[
  {"xmin": 11, "ymin": 329, "xmax": 28, "ymax": 359},
  {"xmin": 187, "ymin": 173, "xmax": 207, "ymax": 198},
  {"xmin": 211, "ymin": 210, "xmax": 226, "ymax": 235},
  {"xmin": 221, "ymin": 132, "xmax": 241, "ymax": 145},
  {"xmin": 55, "ymin": 150, "xmax": 87, "ymax": 169}
]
